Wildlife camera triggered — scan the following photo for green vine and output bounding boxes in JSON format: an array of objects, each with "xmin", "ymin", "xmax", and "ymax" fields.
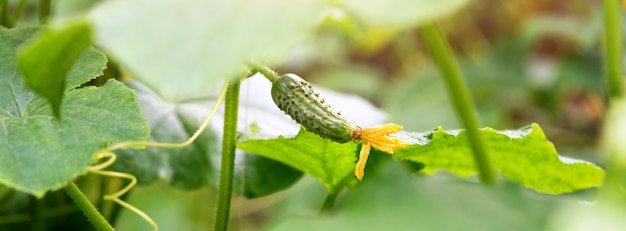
[
  {"xmin": 213, "ymin": 76, "xmax": 242, "ymax": 231},
  {"xmin": 602, "ymin": 0, "xmax": 623, "ymax": 99},
  {"xmin": 0, "ymin": 0, "xmax": 9, "ymax": 27},
  {"xmin": 600, "ymin": 0, "xmax": 625, "ymax": 202},
  {"xmin": 38, "ymin": 0, "xmax": 51, "ymax": 25},
  {"xmin": 64, "ymin": 181, "xmax": 114, "ymax": 231},
  {"xmin": 248, "ymin": 60, "xmax": 279, "ymax": 82},
  {"xmin": 419, "ymin": 22, "xmax": 496, "ymax": 185}
]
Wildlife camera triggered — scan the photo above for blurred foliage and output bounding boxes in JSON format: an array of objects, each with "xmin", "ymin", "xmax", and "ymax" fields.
[{"xmin": 290, "ymin": 0, "xmax": 608, "ymax": 156}]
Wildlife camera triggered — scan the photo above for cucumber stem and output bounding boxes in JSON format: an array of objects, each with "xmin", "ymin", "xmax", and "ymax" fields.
[{"xmin": 248, "ymin": 61, "xmax": 279, "ymax": 82}]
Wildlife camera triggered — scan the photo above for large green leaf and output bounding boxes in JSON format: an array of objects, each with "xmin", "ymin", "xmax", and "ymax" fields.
[
  {"xmin": 393, "ymin": 124, "xmax": 605, "ymax": 194},
  {"xmin": 89, "ymin": 0, "xmax": 326, "ymax": 101},
  {"xmin": 17, "ymin": 20, "xmax": 93, "ymax": 118},
  {"xmin": 269, "ymin": 161, "xmax": 558, "ymax": 231},
  {"xmin": 0, "ymin": 27, "xmax": 148, "ymax": 198}
]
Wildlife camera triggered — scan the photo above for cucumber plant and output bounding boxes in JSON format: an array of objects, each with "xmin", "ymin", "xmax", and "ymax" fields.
[{"xmin": 0, "ymin": 1, "xmax": 621, "ymax": 231}]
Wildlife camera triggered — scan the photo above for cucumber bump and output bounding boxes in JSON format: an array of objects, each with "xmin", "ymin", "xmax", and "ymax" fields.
[{"xmin": 271, "ymin": 73, "xmax": 354, "ymax": 143}]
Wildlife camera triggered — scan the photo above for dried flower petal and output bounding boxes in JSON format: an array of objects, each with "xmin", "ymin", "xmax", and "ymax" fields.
[{"xmin": 355, "ymin": 142, "xmax": 371, "ymax": 181}]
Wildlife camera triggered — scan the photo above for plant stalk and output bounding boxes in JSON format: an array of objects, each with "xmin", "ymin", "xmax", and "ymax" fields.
[
  {"xmin": 213, "ymin": 77, "xmax": 241, "ymax": 231},
  {"xmin": 599, "ymin": 0, "xmax": 625, "ymax": 202},
  {"xmin": 248, "ymin": 61, "xmax": 279, "ymax": 82},
  {"xmin": 419, "ymin": 22, "xmax": 496, "ymax": 185},
  {"xmin": 38, "ymin": 0, "xmax": 51, "ymax": 25},
  {"xmin": 0, "ymin": 0, "xmax": 9, "ymax": 27},
  {"xmin": 603, "ymin": 0, "xmax": 623, "ymax": 98},
  {"xmin": 320, "ymin": 192, "xmax": 339, "ymax": 214},
  {"xmin": 64, "ymin": 181, "xmax": 114, "ymax": 231},
  {"xmin": 30, "ymin": 196, "xmax": 45, "ymax": 231}
]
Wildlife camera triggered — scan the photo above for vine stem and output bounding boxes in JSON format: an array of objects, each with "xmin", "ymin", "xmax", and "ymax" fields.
[
  {"xmin": 319, "ymin": 172, "xmax": 353, "ymax": 214},
  {"xmin": 247, "ymin": 60, "xmax": 279, "ymax": 82},
  {"xmin": 599, "ymin": 0, "xmax": 625, "ymax": 202},
  {"xmin": 213, "ymin": 77, "xmax": 242, "ymax": 231},
  {"xmin": 38, "ymin": 0, "xmax": 50, "ymax": 25},
  {"xmin": 419, "ymin": 22, "xmax": 496, "ymax": 185},
  {"xmin": 319, "ymin": 192, "xmax": 339, "ymax": 214},
  {"xmin": 31, "ymin": 196, "xmax": 45, "ymax": 231},
  {"xmin": 64, "ymin": 181, "xmax": 114, "ymax": 231},
  {"xmin": 602, "ymin": 0, "xmax": 623, "ymax": 99},
  {"xmin": 0, "ymin": 0, "xmax": 9, "ymax": 27}
]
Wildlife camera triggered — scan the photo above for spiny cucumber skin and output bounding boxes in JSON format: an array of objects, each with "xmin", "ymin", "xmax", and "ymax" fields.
[{"xmin": 271, "ymin": 74, "xmax": 354, "ymax": 143}]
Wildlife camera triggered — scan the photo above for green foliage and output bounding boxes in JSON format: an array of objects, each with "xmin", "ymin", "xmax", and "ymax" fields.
[
  {"xmin": 394, "ymin": 124, "xmax": 604, "ymax": 194},
  {"xmin": 0, "ymin": 27, "xmax": 148, "ymax": 198},
  {"xmin": 240, "ymin": 124, "xmax": 603, "ymax": 195},
  {"xmin": 17, "ymin": 20, "xmax": 93, "ymax": 118}
]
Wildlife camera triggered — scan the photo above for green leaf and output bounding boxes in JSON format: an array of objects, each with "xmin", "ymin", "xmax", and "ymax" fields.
[
  {"xmin": 234, "ymin": 154, "xmax": 303, "ymax": 198},
  {"xmin": 89, "ymin": 0, "xmax": 326, "ymax": 101},
  {"xmin": 394, "ymin": 123, "xmax": 605, "ymax": 194},
  {"xmin": 17, "ymin": 19, "xmax": 93, "ymax": 118},
  {"xmin": 238, "ymin": 129, "xmax": 357, "ymax": 194},
  {"xmin": 270, "ymin": 161, "xmax": 558, "ymax": 231},
  {"xmin": 0, "ymin": 27, "xmax": 148, "ymax": 198},
  {"xmin": 339, "ymin": 0, "xmax": 470, "ymax": 29}
]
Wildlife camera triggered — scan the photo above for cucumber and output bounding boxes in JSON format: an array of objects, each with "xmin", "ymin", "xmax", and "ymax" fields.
[{"xmin": 271, "ymin": 73, "xmax": 354, "ymax": 143}]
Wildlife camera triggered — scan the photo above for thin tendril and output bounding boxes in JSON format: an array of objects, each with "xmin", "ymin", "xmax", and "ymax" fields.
[{"xmin": 86, "ymin": 82, "xmax": 229, "ymax": 231}]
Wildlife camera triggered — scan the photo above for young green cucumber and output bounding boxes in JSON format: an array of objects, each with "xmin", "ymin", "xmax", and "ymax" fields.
[{"xmin": 271, "ymin": 73, "xmax": 354, "ymax": 143}]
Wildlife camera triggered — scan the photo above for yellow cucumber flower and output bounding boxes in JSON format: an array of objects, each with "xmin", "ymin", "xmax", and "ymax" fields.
[{"xmin": 351, "ymin": 123, "xmax": 410, "ymax": 180}]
